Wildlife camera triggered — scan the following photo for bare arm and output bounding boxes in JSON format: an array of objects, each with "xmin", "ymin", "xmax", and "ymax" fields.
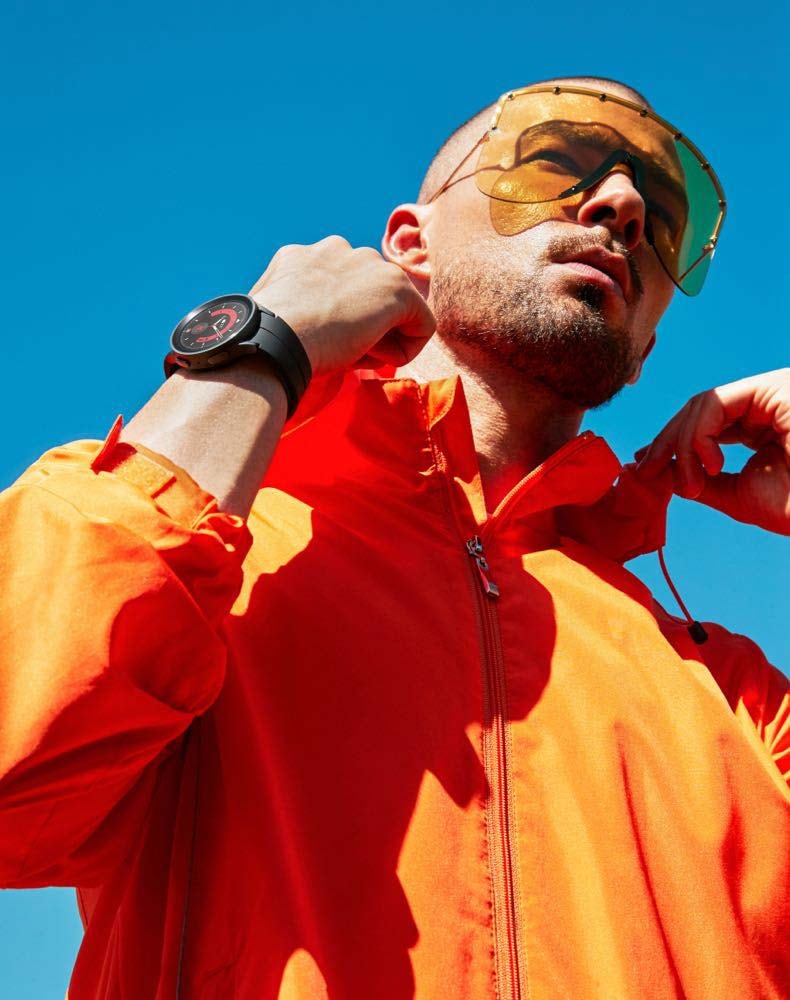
[
  {"xmin": 121, "ymin": 357, "xmax": 288, "ymax": 517},
  {"xmin": 121, "ymin": 236, "xmax": 435, "ymax": 518}
]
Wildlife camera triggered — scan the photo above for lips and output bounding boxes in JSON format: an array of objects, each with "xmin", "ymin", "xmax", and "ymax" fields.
[{"xmin": 557, "ymin": 247, "xmax": 632, "ymax": 303}]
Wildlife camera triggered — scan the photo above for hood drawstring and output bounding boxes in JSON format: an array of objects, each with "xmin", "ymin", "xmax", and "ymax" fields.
[{"xmin": 657, "ymin": 547, "xmax": 708, "ymax": 645}]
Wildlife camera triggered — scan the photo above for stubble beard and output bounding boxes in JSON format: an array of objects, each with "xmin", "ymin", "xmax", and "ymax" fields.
[{"xmin": 429, "ymin": 242, "xmax": 641, "ymax": 409}]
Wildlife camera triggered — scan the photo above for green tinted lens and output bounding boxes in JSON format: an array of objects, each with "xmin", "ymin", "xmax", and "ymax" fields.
[
  {"xmin": 649, "ymin": 143, "xmax": 723, "ymax": 295},
  {"xmin": 679, "ymin": 246, "xmax": 713, "ymax": 296}
]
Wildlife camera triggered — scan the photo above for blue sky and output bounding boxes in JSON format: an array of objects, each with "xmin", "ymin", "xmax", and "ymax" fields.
[{"xmin": 1, "ymin": 0, "xmax": 787, "ymax": 993}]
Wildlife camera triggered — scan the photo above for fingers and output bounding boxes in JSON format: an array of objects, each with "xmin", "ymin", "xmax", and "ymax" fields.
[
  {"xmin": 245, "ymin": 236, "xmax": 436, "ymax": 377},
  {"xmin": 701, "ymin": 370, "xmax": 790, "ymax": 457},
  {"xmin": 628, "ymin": 370, "xmax": 790, "ymax": 532},
  {"xmin": 682, "ymin": 443, "xmax": 789, "ymax": 534},
  {"xmin": 689, "ymin": 471, "xmax": 742, "ymax": 518},
  {"xmin": 391, "ymin": 273, "xmax": 436, "ymax": 344},
  {"xmin": 356, "ymin": 328, "xmax": 424, "ymax": 369},
  {"xmin": 674, "ymin": 392, "xmax": 725, "ymax": 496},
  {"xmin": 635, "ymin": 371, "xmax": 790, "ymax": 517},
  {"xmin": 644, "ymin": 392, "xmax": 725, "ymax": 474},
  {"xmin": 634, "ymin": 395, "xmax": 713, "ymax": 492}
]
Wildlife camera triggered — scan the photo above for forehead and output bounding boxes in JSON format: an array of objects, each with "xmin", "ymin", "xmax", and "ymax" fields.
[{"xmin": 492, "ymin": 89, "xmax": 680, "ymax": 177}]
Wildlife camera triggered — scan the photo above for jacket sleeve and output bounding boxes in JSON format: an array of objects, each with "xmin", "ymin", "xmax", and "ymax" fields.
[
  {"xmin": 0, "ymin": 418, "xmax": 252, "ymax": 888},
  {"xmin": 700, "ymin": 625, "xmax": 790, "ymax": 787},
  {"xmin": 657, "ymin": 608, "xmax": 790, "ymax": 787}
]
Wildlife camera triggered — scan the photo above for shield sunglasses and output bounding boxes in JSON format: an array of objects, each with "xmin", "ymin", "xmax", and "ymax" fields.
[{"xmin": 428, "ymin": 85, "xmax": 727, "ymax": 296}]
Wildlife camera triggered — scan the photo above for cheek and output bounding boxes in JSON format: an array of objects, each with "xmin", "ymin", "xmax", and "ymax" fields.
[
  {"xmin": 628, "ymin": 255, "xmax": 675, "ymax": 349},
  {"xmin": 489, "ymin": 193, "xmax": 584, "ymax": 236},
  {"xmin": 638, "ymin": 248, "xmax": 675, "ymax": 317}
]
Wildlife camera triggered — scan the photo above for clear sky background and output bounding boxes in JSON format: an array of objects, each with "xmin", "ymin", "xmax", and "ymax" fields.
[{"xmin": 1, "ymin": 0, "xmax": 788, "ymax": 994}]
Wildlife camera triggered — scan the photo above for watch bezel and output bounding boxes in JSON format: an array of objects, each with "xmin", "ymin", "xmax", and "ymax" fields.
[{"xmin": 169, "ymin": 294, "xmax": 260, "ymax": 363}]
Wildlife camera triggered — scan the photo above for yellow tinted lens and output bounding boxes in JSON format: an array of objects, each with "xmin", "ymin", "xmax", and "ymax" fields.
[{"xmin": 485, "ymin": 125, "xmax": 610, "ymax": 203}]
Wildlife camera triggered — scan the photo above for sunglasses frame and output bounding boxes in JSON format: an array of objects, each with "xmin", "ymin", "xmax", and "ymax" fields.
[{"xmin": 428, "ymin": 84, "xmax": 727, "ymax": 294}]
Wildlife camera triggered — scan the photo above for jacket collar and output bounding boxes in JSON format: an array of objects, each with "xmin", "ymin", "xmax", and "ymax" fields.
[{"xmin": 284, "ymin": 369, "xmax": 671, "ymax": 563}]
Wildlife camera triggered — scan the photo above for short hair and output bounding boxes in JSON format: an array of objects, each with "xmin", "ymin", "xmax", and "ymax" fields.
[{"xmin": 417, "ymin": 76, "xmax": 652, "ymax": 204}]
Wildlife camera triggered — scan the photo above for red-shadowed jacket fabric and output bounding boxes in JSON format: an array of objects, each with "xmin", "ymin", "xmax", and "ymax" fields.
[{"xmin": 0, "ymin": 373, "xmax": 788, "ymax": 999}]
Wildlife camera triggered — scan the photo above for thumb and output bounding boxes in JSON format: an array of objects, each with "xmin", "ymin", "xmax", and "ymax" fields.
[
  {"xmin": 689, "ymin": 471, "xmax": 741, "ymax": 518},
  {"xmin": 628, "ymin": 458, "xmax": 675, "ymax": 502}
]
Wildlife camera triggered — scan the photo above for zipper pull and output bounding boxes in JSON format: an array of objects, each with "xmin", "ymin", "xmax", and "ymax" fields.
[{"xmin": 466, "ymin": 536, "xmax": 500, "ymax": 598}]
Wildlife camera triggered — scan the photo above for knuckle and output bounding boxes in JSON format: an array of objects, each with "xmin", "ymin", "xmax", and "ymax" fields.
[
  {"xmin": 702, "ymin": 387, "xmax": 720, "ymax": 406},
  {"xmin": 321, "ymin": 234, "xmax": 350, "ymax": 248},
  {"xmin": 354, "ymin": 245, "xmax": 381, "ymax": 258},
  {"xmin": 355, "ymin": 246, "xmax": 384, "ymax": 267},
  {"xmin": 272, "ymin": 243, "xmax": 300, "ymax": 260}
]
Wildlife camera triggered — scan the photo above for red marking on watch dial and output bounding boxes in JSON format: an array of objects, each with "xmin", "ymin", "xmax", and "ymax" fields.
[{"xmin": 210, "ymin": 307, "xmax": 239, "ymax": 327}]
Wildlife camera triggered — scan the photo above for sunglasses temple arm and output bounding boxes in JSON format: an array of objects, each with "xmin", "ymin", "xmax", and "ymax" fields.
[
  {"xmin": 427, "ymin": 134, "xmax": 489, "ymax": 203},
  {"xmin": 676, "ymin": 245, "xmax": 714, "ymax": 284}
]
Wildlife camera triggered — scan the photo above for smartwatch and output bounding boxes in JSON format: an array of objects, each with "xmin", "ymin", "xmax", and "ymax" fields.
[{"xmin": 164, "ymin": 294, "xmax": 312, "ymax": 418}]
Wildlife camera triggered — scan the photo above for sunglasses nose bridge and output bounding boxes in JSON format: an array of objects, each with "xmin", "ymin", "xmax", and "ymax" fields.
[
  {"xmin": 559, "ymin": 150, "xmax": 643, "ymax": 199},
  {"xmin": 574, "ymin": 153, "xmax": 648, "ymax": 252}
]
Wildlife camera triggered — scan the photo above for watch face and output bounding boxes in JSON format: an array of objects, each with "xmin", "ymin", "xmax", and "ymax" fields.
[{"xmin": 172, "ymin": 295, "xmax": 255, "ymax": 354}]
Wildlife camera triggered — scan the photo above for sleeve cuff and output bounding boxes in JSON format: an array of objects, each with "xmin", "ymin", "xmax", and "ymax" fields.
[{"xmin": 91, "ymin": 416, "xmax": 229, "ymax": 529}]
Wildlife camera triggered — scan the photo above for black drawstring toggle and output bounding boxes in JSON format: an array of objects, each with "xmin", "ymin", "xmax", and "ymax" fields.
[
  {"xmin": 687, "ymin": 621, "xmax": 709, "ymax": 645},
  {"xmin": 657, "ymin": 547, "xmax": 709, "ymax": 645}
]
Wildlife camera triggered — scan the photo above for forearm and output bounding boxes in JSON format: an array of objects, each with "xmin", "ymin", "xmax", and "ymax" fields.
[{"xmin": 121, "ymin": 356, "xmax": 288, "ymax": 517}]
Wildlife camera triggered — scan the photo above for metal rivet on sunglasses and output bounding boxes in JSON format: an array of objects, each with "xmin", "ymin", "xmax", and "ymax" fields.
[
  {"xmin": 553, "ymin": 86, "xmax": 561, "ymax": 94},
  {"xmin": 599, "ymin": 94, "xmax": 607, "ymax": 101}
]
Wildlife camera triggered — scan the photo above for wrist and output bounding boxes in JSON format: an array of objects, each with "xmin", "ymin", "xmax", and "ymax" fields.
[
  {"xmin": 248, "ymin": 294, "xmax": 321, "ymax": 373},
  {"xmin": 177, "ymin": 354, "xmax": 289, "ymax": 419},
  {"xmin": 166, "ymin": 294, "xmax": 311, "ymax": 418}
]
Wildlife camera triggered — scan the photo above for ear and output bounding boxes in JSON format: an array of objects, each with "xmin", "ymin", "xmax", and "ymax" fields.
[
  {"xmin": 381, "ymin": 204, "xmax": 432, "ymax": 283},
  {"xmin": 627, "ymin": 331, "xmax": 656, "ymax": 385}
]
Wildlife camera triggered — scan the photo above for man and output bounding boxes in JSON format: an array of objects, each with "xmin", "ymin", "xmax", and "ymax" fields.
[{"xmin": 0, "ymin": 75, "xmax": 787, "ymax": 999}]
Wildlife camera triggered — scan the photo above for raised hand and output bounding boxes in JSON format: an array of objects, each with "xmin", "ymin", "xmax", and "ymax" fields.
[
  {"xmin": 634, "ymin": 369, "xmax": 790, "ymax": 536},
  {"xmin": 250, "ymin": 236, "xmax": 435, "ymax": 376}
]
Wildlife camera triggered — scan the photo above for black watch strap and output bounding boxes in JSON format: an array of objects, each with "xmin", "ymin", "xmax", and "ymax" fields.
[
  {"xmin": 164, "ymin": 303, "xmax": 313, "ymax": 420},
  {"xmin": 252, "ymin": 308, "xmax": 312, "ymax": 419}
]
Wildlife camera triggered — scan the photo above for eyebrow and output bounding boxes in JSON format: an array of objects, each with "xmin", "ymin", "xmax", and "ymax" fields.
[{"xmin": 512, "ymin": 119, "xmax": 689, "ymax": 216}]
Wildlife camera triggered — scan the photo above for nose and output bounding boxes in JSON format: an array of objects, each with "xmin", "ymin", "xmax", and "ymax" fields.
[{"xmin": 575, "ymin": 168, "xmax": 646, "ymax": 251}]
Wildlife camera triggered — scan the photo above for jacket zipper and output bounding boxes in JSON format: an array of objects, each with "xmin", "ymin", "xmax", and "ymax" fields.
[
  {"xmin": 462, "ymin": 433, "xmax": 596, "ymax": 997},
  {"xmin": 466, "ymin": 535, "xmax": 525, "ymax": 999}
]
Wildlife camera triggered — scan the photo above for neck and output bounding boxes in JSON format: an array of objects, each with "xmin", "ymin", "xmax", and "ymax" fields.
[{"xmin": 397, "ymin": 334, "xmax": 584, "ymax": 512}]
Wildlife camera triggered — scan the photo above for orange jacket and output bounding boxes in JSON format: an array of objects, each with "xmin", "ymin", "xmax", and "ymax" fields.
[{"xmin": 0, "ymin": 373, "xmax": 788, "ymax": 999}]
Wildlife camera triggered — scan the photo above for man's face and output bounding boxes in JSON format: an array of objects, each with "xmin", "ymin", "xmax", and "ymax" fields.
[{"xmin": 422, "ymin": 88, "xmax": 677, "ymax": 408}]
